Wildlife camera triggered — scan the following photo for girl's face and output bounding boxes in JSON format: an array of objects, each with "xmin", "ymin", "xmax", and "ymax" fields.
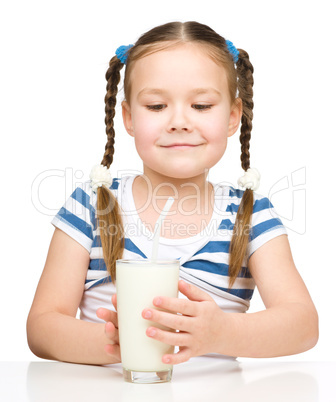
[{"xmin": 122, "ymin": 42, "xmax": 242, "ymax": 181}]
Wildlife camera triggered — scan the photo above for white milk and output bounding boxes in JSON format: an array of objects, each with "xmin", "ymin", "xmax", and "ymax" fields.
[{"xmin": 116, "ymin": 260, "xmax": 180, "ymax": 372}]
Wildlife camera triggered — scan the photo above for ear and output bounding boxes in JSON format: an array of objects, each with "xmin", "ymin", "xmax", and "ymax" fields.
[
  {"xmin": 228, "ymin": 98, "xmax": 243, "ymax": 137},
  {"xmin": 122, "ymin": 101, "xmax": 134, "ymax": 137}
]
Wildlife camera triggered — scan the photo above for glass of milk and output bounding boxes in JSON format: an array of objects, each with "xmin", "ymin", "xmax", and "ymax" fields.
[{"xmin": 116, "ymin": 259, "xmax": 180, "ymax": 383}]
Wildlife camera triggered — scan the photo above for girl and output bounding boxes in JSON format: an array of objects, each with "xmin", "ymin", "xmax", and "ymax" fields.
[{"xmin": 27, "ymin": 21, "xmax": 318, "ymax": 365}]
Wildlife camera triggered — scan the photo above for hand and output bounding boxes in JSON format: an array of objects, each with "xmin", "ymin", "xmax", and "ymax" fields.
[
  {"xmin": 142, "ymin": 280, "xmax": 227, "ymax": 365},
  {"xmin": 96, "ymin": 294, "xmax": 121, "ymax": 362}
]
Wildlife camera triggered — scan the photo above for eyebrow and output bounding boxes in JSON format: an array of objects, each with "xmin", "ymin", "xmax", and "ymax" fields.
[
  {"xmin": 137, "ymin": 87, "xmax": 221, "ymax": 98},
  {"xmin": 190, "ymin": 88, "xmax": 222, "ymax": 96},
  {"xmin": 137, "ymin": 88, "xmax": 167, "ymax": 98}
]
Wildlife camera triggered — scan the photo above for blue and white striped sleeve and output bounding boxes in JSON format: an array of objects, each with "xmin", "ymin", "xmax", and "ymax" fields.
[
  {"xmin": 248, "ymin": 193, "xmax": 287, "ymax": 259},
  {"xmin": 51, "ymin": 181, "xmax": 96, "ymax": 253}
]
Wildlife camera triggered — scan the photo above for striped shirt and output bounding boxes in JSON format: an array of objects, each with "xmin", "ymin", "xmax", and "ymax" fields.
[{"xmin": 51, "ymin": 175, "xmax": 287, "ymax": 322}]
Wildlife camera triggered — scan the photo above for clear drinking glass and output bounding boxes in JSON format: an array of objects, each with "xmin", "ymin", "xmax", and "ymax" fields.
[{"xmin": 116, "ymin": 259, "xmax": 180, "ymax": 384}]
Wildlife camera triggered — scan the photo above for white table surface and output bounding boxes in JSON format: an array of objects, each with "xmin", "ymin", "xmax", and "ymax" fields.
[{"xmin": 1, "ymin": 358, "xmax": 335, "ymax": 402}]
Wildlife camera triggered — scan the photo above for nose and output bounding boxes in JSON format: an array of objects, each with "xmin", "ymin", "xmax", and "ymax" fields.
[{"xmin": 167, "ymin": 106, "xmax": 192, "ymax": 133}]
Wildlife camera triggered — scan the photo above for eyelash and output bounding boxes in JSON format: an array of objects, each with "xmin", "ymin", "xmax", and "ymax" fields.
[
  {"xmin": 146, "ymin": 104, "xmax": 213, "ymax": 112},
  {"xmin": 192, "ymin": 104, "xmax": 212, "ymax": 111},
  {"xmin": 146, "ymin": 105, "xmax": 166, "ymax": 111}
]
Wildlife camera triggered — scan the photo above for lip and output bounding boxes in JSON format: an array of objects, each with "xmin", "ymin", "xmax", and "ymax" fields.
[{"xmin": 160, "ymin": 143, "xmax": 203, "ymax": 149}]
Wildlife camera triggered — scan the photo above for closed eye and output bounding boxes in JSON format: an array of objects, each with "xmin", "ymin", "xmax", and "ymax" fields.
[
  {"xmin": 192, "ymin": 104, "xmax": 213, "ymax": 111},
  {"xmin": 146, "ymin": 104, "xmax": 167, "ymax": 112}
]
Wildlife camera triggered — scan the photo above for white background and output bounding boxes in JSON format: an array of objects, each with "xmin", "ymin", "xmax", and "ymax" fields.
[{"xmin": 0, "ymin": 0, "xmax": 334, "ymax": 362}]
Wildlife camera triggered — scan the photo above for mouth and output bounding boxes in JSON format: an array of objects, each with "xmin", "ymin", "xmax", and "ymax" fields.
[{"xmin": 160, "ymin": 143, "xmax": 204, "ymax": 150}]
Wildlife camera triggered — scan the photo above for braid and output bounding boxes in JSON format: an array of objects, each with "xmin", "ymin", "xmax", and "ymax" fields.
[
  {"xmin": 97, "ymin": 56, "xmax": 125, "ymax": 283},
  {"xmin": 228, "ymin": 49, "xmax": 255, "ymax": 287},
  {"xmin": 237, "ymin": 49, "xmax": 254, "ymax": 171},
  {"xmin": 101, "ymin": 56, "xmax": 124, "ymax": 168}
]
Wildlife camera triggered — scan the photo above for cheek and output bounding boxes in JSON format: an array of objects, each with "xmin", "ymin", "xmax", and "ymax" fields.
[
  {"xmin": 205, "ymin": 121, "xmax": 229, "ymax": 146},
  {"xmin": 202, "ymin": 109, "xmax": 230, "ymax": 134},
  {"xmin": 211, "ymin": 138, "xmax": 228, "ymax": 162},
  {"xmin": 204, "ymin": 117, "xmax": 230, "ymax": 161},
  {"xmin": 134, "ymin": 134, "xmax": 151, "ymax": 158},
  {"xmin": 132, "ymin": 111, "xmax": 160, "ymax": 139},
  {"xmin": 132, "ymin": 118, "xmax": 158, "ymax": 159}
]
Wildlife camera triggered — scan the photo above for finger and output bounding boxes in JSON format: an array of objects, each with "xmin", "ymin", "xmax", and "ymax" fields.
[
  {"xmin": 142, "ymin": 308, "xmax": 191, "ymax": 332},
  {"xmin": 163, "ymin": 347, "xmax": 192, "ymax": 365},
  {"xmin": 152, "ymin": 295, "xmax": 197, "ymax": 317},
  {"xmin": 105, "ymin": 321, "xmax": 119, "ymax": 343},
  {"xmin": 96, "ymin": 308, "xmax": 118, "ymax": 327},
  {"xmin": 178, "ymin": 280, "xmax": 214, "ymax": 302},
  {"xmin": 112, "ymin": 294, "xmax": 117, "ymax": 311},
  {"xmin": 104, "ymin": 343, "xmax": 121, "ymax": 361},
  {"xmin": 152, "ymin": 281, "xmax": 214, "ymax": 316},
  {"xmin": 146, "ymin": 326, "xmax": 191, "ymax": 347}
]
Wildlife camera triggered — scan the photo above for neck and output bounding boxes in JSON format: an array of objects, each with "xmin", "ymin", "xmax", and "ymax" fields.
[{"xmin": 135, "ymin": 167, "xmax": 213, "ymax": 214}]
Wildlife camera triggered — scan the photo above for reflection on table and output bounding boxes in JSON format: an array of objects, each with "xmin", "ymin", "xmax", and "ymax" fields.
[{"xmin": 1, "ymin": 357, "xmax": 335, "ymax": 402}]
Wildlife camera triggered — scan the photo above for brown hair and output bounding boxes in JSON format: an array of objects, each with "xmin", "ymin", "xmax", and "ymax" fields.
[{"xmin": 97, "ymin": 21, "xmax": 254, "ymax": 286}]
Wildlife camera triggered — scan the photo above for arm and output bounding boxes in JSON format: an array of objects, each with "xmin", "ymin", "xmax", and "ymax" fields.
[
  {"xmin": 216, "ymin": 234, "xmax": 319, "ymax": 358},
  {"xmin": 141, "ymin": 235, "xmax": 319, "ymax": 364},
  {"xmin": 27, "ymin": 228, "xmax": 120, "ymax": 365}
]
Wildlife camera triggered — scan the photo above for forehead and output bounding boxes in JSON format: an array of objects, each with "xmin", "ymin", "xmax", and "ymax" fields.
[{"xmin": 128, "ymin": 42, "xmax": 229, "ymax": 97}]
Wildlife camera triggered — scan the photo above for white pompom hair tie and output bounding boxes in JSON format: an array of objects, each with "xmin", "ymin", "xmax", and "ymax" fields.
[
  {"xmin": 89, "ymin": 165, "xmax": 113, "ymax": 192},
  {"xmin": 237, "ymin": 168, "xmax": 261, "ymax": 191}
]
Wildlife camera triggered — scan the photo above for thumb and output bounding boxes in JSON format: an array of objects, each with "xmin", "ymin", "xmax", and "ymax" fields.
[
  {"xmin": 112, "ymin": 294, "xmax": 117, "ymax": 311},
  {"xmin": 178, "ymin": 280, "xmax": 214, "ymax": 302}
]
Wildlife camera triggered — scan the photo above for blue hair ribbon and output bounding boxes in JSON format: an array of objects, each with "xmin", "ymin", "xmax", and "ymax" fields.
[
  {"xmin": 115, "ymin": 44, "xmax": 134, "ymax": 64},
  {"xmin": 116, "ymin": 41, "xmax": 238, "ymax": 64},
  {"xmin": 225, "ymin": 40, "xmax": 239, "ymax": 63}
]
